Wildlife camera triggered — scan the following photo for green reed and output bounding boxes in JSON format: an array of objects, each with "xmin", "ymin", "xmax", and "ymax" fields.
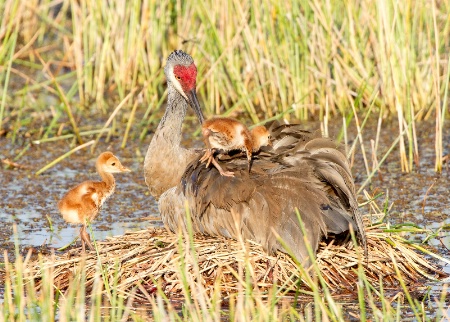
[{"xmin": 0, "ymin": 0, "xmax": 449, "ymax": 171}]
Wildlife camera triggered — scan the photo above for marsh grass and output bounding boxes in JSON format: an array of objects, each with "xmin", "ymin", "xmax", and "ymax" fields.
[
  {"xmin": 1, "ymin": 209, "xmax": 449, "ymax": 321},
  {"xmin": 1, "ymin": 0, "xmax": 449, "ymax": 172},
  {"xmin": 1, "ymin": 1, "xmax": 449, "ymax": 320}
]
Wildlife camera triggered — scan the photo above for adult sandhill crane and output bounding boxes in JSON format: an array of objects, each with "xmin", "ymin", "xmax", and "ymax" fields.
[
  {"xmin": 150, "ymin": 50, "xmax": 367, "ymax": 264},
  {"xmin": 144, "ymin": 50, "xmax": 205, "ymax": 199}
]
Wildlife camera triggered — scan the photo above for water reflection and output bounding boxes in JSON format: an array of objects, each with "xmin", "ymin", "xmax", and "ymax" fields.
[
  {"xmin": 0, "ymin": 120, "xmax": 448, "ymax": 259},
  {"xmin": 0, "ymin": 139, "xmax": 159, "ymax": 254}
]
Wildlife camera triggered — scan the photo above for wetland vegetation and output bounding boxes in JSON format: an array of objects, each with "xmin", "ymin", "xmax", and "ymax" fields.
[{"xmin": 1, "ymin": 0, "xmax": 449, "ymax": 320}]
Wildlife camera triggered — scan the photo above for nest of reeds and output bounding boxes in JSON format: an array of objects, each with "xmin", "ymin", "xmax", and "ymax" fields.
[{"xmin": 26, "ymin": 217, "xmax": 445, "ymax": 301}]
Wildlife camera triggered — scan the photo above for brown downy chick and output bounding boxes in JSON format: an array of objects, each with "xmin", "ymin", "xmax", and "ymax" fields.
[
  {"xmin": 250, "ymin": 125, "xmax": 272, "ymax": 151},
  {"xmin": 58, "ymin": 152, "xmax": 130, "ymax": 252},
  {"xmin": 200, "ymin": 117, "xmax": 253, "ymax": 177}
]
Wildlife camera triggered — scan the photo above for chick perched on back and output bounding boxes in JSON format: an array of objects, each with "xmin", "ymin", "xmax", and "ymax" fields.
[
  {"xmin": 250, "ymin": 125, "xmax": 272, "ymax": 152},
  {"xmin": 200, "ymin": 117, "xmax": 271, "ymax": 177}
]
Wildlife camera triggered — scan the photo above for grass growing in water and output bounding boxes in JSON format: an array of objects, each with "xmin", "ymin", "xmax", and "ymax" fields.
[
  {"xmin": 0, "ymin": 0, "xmax": 449, "ymax": 171},
  {"xmin": 1, "ymin": 205, "xmax": 449, "ymax": 321}
]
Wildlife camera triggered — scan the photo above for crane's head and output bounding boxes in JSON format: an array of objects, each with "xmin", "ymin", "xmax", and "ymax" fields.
[{"xmin": 165, "ymin": 50, "xmax": 205, "ymax": 124}]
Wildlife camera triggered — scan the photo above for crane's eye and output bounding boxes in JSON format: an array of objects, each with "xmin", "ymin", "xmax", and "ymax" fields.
[{"xmin": 175, "ymin": 75, "xmax": 181, "ymax": 80}]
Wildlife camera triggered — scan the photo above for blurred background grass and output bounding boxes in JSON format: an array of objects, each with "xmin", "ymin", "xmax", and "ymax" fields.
[{"xmin": 0, "ymin": 0, "xmax": 449, "ymax": 170}]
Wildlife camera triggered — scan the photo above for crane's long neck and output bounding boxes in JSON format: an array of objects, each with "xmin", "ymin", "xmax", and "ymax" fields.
[
  {"xmin": 144, "ymin": 83, "xmax": 195, "ymax": 199},
  {"xmin": 154, "ymin": 84, "xmax": 188, "ymax": 146}
]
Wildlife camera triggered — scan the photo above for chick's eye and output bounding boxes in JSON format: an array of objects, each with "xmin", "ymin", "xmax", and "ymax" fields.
[{"xmin": 111, "ymin": 162, "xmax": 116, "ymax": 166}]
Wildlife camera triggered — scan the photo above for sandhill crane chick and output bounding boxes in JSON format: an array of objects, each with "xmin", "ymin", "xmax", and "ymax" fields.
[
  {"xmin": 58, "ymin": 152, "xmax": 130, "ymax": 252},
  {"xmin": 250, "ymin": 125, "xmax": 272, "ymax": 151},
  {"xmin": 200, "ymin": 118, "xmax": 272, "ymax": 177}
]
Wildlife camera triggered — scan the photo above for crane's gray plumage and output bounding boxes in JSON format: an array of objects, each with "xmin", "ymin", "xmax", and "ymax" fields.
[
  {"xmin": 165, "ymin": 50, "xmax": 194, "ymax": 70},
  {"xmin": 148, "ymin": 50, "xmax": 367, "ymax": 264},
  {"xmin": 144, "ymin": 50, "xmax": 203, "ymax": 198},
  {"xmin": 159, "ymin": 121, "xmax": 367, "ymax": 264}
]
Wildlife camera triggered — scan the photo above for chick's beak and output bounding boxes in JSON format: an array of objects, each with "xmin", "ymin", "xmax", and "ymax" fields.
[{"xmin": 120, "ymin": 165, "xmax": 131, "ymax": 172}]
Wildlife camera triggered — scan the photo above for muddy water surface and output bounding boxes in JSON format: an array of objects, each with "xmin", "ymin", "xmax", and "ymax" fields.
[
  {"xmin": 349, "ymin": 119, "xmax": 450, "ymax": 262},
  {"xmin": 0, "ymin": 120, "xmax": 449, "ymax": 270},
  {"xmin": 0, "ymin": 138, "xmax": 160, "ymax": 259}
]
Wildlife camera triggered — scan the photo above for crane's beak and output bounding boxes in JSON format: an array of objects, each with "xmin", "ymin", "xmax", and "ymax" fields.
[{"xmin": 186, "ymin": 89, "xmax": 205, "ymax": 125}]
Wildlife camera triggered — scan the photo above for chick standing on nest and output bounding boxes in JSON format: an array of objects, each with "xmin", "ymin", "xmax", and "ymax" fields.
[{"xmin": 58, "ymin": 152, "xmax": 131, "ymax": 252}]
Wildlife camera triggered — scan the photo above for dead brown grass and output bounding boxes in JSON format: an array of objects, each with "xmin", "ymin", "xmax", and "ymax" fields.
[{"xmin": 24, "ymin": 218, "xmax": 445, "ymax": 303}]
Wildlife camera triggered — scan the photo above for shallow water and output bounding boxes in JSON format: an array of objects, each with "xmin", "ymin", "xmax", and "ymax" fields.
[
  {"xmin": 350, "ymin": 119, "xmax": 450, "ymax": 259},
  {"xmin": 0, "ymin": 138, "xmax": 161, "ymax": 258},
  {"xmin": 0, "ymin": 119, "xmax": 449, "ymax": 271},
  {"xmin": 1, "ymin": 118, "xmax": 449, "ymax": 320}
]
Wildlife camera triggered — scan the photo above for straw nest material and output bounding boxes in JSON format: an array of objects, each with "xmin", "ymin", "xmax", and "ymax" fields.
[{"xmin": 26, "ymin": 218, "xmax": 445, "ymax": 300}]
